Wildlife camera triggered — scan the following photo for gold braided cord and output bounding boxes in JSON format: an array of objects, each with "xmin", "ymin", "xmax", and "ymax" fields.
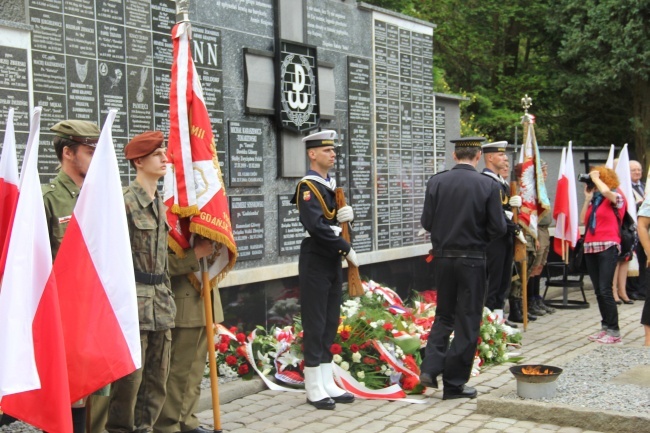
[{"xmin": 295, "ymin": 180, "xmax": 336, "ymax": 220}]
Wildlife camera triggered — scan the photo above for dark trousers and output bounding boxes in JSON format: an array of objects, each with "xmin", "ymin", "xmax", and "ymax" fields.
[
  {"xmin": 585, "ymin": 247, "xmax": 619, "ymax": 331},
  {"xmin": 485, "ymin": 234, "xmax": 513, "ymax": 310},
  {"xmin": 299, "ymin": 241, "xmax": 343, "ymax": 367},
  {"xmin": 421, "ymin": 257, "xmax": 486, "ymax": 390},
  {"xmin": 641, "ymin": 267, "xmax": 650, "ymax": 326},
  {"xmin": 627, "ymin": 245, "xmax": 647, "ymax": 295}
]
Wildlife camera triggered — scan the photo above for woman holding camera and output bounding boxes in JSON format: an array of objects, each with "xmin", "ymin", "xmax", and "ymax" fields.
[{"xmin": 580, "ymin": 166, "xmax": 627, "ymax": 344}]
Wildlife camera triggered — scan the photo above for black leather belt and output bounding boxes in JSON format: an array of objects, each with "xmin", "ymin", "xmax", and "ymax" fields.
[
  {"xmin": 434, "ymin": 250, "xmax": 485, "ymax": 259},
  {"xmin": 134, "ymin": 270, "xmax": 165, "ymax": 285}
]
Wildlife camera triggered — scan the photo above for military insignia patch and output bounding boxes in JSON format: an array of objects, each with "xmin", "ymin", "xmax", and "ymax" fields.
[
  {"xmin": 303, "ymin": 190, "xmax": 311, "ymax": 201},
  {"xmin": 58, "ymin": 215, "xmax": 72, "ymax": 224}
]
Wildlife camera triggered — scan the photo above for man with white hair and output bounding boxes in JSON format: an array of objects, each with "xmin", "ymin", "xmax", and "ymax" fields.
[{"xmin": 627, "ymin": 160, "xmax": 646, "ymax": 300}]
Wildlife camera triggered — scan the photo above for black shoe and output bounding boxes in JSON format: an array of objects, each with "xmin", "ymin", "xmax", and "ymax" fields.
[
  {"xmin": 181, "ymin": 427, "xmax": 214, "ymax": 433},
  {"xmin": 622, "ymin": 299, "xmax": 634, "ymax": 305},
  {"xmin": 443, "ymin": 385, "xmax": 477, "ymax": 400},
  {"xmin": 419, "ymin": 372, "xmax": 439, "ymax": 388},
  {"xmin": 504, "ymin": 320, "xmax": 518, "ymax": 328},
  {"xmin": 527, "ymin": 312, "xmax": 537, "ymax": 321},
  {"xmin": 615, "ymin": 300, "xmax": 623, "ymax": 305},
  {"xmin": 629, "ymin": 292, "xmax": 646, "ymax": 300},
  {"xmin": 306, "ymin": 397, "xmax": 336, "ymax": 410},
  {"xmin": 0, "ymin": 414, "xmax": 18, "ymax": 427},
  {"xmin": 331, "ymin": 392, "xmax": 355, "ymax": 403}
]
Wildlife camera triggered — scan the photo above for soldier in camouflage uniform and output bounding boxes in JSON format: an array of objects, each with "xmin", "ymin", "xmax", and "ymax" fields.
[
  {"xmin": 41, "ymin": 119, "xmax": 101, "ymax": 433},
  {"xmin": 105, "ymin": 131, "xmax": 175, "ymax": 433}
]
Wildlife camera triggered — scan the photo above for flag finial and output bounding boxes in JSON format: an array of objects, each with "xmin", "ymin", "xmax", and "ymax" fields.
[
  {"xmin": 173, "ymin": 0, "xmax": 190, "ymax": 23},
  {"xmin": 521, "ymin": 94, "xmax": 532, "ymax": 114}
]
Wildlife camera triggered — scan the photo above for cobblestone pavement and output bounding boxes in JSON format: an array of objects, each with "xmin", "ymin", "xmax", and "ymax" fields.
[{"xmin": 196, "ymin": 283, "xmax": 648, "ymax": 433}]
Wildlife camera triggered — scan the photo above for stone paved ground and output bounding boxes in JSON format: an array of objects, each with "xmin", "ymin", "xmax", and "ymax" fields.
[{"xmin": 196, "ymin": 281, "xmax": 648, "ymax": 433}]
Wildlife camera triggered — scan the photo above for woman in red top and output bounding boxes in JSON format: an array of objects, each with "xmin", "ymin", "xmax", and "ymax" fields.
[{"xmin": 580, "ymin": 166, "xmax": 626, "ymax": 344}]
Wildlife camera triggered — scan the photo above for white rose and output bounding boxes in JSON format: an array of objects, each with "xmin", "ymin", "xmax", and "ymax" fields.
[
  {"xmin": 333, "ymin": 354, "xmax": 343, "ymax": 364},
  {"xmin": 340, "ymin": 361, "xmax": 350, "ymax": 371},
  {"xmin": 370, "ymin": 322, "xmax": 378, "ymax": 329},
  {"xmin": 352, "ymin": 352, "xmax": 362, "ymax": 363},
  {"xmin": 357, "ymin": 371, "xmax": 365, "ymax": 379}
]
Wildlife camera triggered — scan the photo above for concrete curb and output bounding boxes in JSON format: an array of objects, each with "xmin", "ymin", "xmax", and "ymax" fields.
[
  {"xmin": 197, "ymin": 377, "xmax": 266, "ymax": 412},
  {"xmin": 477, "ymin": 382, "xmax": 650, "ymax": 433}
]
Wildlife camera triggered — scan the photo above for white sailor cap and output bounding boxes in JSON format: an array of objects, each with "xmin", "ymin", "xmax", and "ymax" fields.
[
  {"xmin": 481, "ymin": 141, "xmax": 508, "ymax": 153},
  {"xmin": 303, "ymin": 130, "xmax": 338, "ymax": 149}
]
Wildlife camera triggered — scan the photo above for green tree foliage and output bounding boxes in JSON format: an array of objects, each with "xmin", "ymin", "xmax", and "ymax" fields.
[{"xmin": 549, "ymin": 0, "xmax": 650, "ymax": 165}]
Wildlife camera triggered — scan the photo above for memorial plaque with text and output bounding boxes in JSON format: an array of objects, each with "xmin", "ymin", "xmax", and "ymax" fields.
[
  {"xmin": 348, "ymin": 56, "xmax": 373, "ymax": 253},
  {"xmin": 230, "ymin": 195, "xmax": 265, "ymax": 261},
  {"xmin": 373, "ymin": 16, "xmax": 434, "ymax": 250},
  {"xmin": 229, "ymin": 120, "xmax": 264, "ymax": 187},
  {"xmin": 278, "ymin": 194, "xmax": 303, "ymax": 256}
]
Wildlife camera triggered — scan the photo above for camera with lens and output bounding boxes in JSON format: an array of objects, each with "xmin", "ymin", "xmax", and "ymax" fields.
[{"xmin": 578, "ymin": 173, "xmax": 595, "ymax": 189}]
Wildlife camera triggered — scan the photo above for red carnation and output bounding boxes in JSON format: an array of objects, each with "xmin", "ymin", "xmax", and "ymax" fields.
[
  {"xmin": 363, "ymin": 356, "xmax": 377, "ymax": 365},
  {"xmin": 236, "ymin": 345, "xmax": 248, "ymax": 358},
  {"xmin": 229, "ymin": 326, "xmax": 238, "ymax": 334},
  {"xmin": 350, "ymin": 344, "xmax": 360, "ymax": 353},
  {"xmin": 218, "ymin": 343, "xmax": 229, "ymax": 353},
  {"xmin": 340, "ymin": 330, "xmax": 351, "ymax": 341},
  {"xmin": 220, "ymin": 335, "xmax": 231, "ymax": 345},
  {"xmin": 238, "ymin": 364, "xmax": 249, "ymax": 375},
  {"xmin": 236, "ymin": 333, "xmax": 246, "ymax": 343},
  {"xmin": 225, "ymin": 355, "xmax": 237, "ymax": 366},
  {"xmin": 330, "ymin": 343, "xmax": 342, "ymax": 355},
  {"xmin": 403, "ymin": 375, "xmax": 419, "ymax": 390},
  {"xmin": 382, "ymin": 323, "xmax": 393, "ymax": 331},
  {"xmin": 477, "ymin": 337, "xmax": 482, "ymax": 345}
]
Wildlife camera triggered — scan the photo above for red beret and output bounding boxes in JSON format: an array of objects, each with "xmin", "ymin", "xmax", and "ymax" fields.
[{"xmin": 124, "ymin": 131, "xmax": 165, "ymax": 160}]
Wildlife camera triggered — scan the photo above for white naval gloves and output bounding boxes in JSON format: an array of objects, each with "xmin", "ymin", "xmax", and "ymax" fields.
[
  {"xmin": 337, "ymin": 205, "xmax": 354, "ymax": 223},
  {"xmin": 346, "ymin": 248, "xmax": 359, "ymax": 267},
  {"xmin": 509, "ymin": 195, "xmax": 522, "ymax": 208}
]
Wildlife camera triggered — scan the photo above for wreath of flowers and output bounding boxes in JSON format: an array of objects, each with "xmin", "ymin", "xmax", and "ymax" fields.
[{"xmin": 209, "ymin": 280, "xmax": 523, "ymax": 394}]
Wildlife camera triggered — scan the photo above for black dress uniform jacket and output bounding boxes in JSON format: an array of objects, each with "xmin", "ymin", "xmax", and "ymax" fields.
[{"xmin": 421, "ymin": 165, "xmax": 506, "ymax": 253}]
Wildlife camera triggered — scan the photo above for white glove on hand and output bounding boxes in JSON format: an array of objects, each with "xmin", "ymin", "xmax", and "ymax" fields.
[
  {"xmin": 346, "ymin": 248, "xmax": 359, "ymax": 267},
  {"xmin": 504, "ymin": 210, "xmax": 514, "ymax": 220},
  {"xmin": 516, "ymin": 230, "xmax": 527, "ymax": 245},
  {"xmin": 509, "ymin": 195, "xmax": 522, "ymax": 208},
  {"xmin": 337, "ymin": 205, "xmax": 354, "ymax": 223}
]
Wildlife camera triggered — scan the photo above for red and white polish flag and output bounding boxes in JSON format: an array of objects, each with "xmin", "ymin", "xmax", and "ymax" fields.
[
  {"xmin": 553, "ymin": 142, "xmax": 579, "ymax": 255},
  {"xmin": 0, "ymin": 107, "xmax": 19, "ymax": 279},
  {"xmin": 0, "ymin": 107, "xmax": 73, "ymax": 433},
  {"xmin": 54, "ymin": 109, "xmax": 141, "ymax": 402}
]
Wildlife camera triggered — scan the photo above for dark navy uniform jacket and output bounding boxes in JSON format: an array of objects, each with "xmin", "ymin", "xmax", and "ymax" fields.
[
  {"xmin": 421, "ymin": 164, "xmax": 507, "ymax": 254},
  {"xmin": 482, "ymin": 167, "xmax": 519, "ymax": 234},
  {"xmin": 291, "ymin": 170, "xmax": 350, "ymax": 259}
]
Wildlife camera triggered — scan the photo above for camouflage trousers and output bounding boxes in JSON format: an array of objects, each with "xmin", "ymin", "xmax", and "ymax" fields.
[
  {"xmin": 510, "ymin": 249, "xmax": 537, "ymax": 299},
  {"xmin": 105, "ymin": 329, "xmax": 172, "ymax": 433}
]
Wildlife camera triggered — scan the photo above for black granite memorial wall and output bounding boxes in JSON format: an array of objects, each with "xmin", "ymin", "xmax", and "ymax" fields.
[{"xmin": 0, "ymin": 0, "xmax": 460, "ymax": 332}]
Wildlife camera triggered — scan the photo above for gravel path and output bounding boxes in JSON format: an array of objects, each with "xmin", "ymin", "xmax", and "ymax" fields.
[{"xmin": 503, "ymin": 345, "xmax": 650, "ymax": 414}]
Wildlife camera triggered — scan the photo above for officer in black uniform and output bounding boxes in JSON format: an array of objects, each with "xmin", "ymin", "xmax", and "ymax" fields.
[
  {"xmin": 291, "ymin": 130, "xmax": 356, "ymax": 410},
  {"xmin": 419, "ymin": 136, "xmax": 507, "ymax": 399},
  {"xmin": 481, "ymin": 141, "xmax": 525, "ymax": 323}
]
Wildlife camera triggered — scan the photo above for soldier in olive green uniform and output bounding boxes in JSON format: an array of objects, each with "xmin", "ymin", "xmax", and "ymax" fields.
[
  {"xmin": 153, "ymin": 239, "xmax": 219, "ymax": 433},
  {"xmin": 105, "ymin": 131, "xmax": 175, "ymax": 433},
  {"xmin": 42, "ymin": 120, "xmax": 102, "ymax": 433}
]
